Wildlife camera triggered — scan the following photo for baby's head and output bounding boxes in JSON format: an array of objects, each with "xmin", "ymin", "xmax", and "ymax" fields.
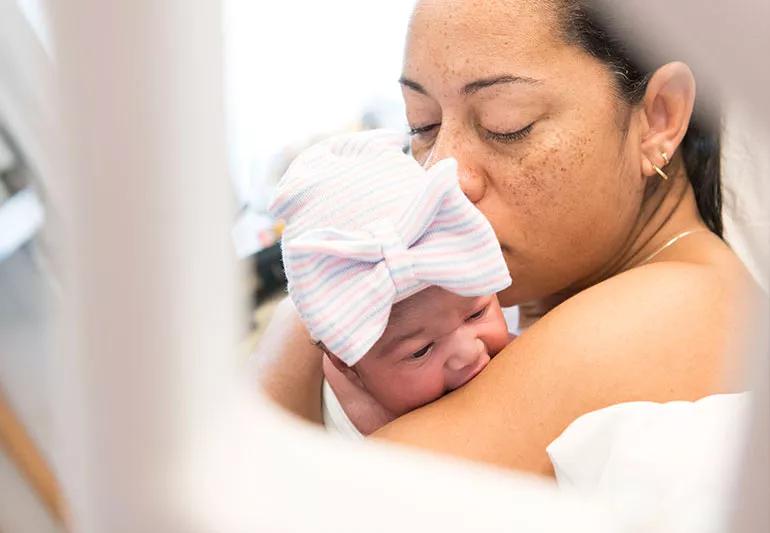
[
  {"xmin": 270, "ymin": 129, "xmax": 512, "ymax": 415},
  {"xmin": 325, "ymin": 286, "xmax": 510, "ymax": 415}
]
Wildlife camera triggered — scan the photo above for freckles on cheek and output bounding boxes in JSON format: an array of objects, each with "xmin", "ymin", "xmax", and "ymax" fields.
[{"xmin": 518, "ymin": 128, "xmax": 597, "ymax": 219}]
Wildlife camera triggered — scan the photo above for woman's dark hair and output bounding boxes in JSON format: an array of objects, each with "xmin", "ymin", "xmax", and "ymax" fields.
[{"xmin": 558, "ymin": 1, "xmax": 723, "ymax": 237}]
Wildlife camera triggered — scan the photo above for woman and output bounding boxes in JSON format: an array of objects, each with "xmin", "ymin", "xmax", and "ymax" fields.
[{"xmin": 256, "ymin": 0, "xmax": 761, "ymax": 476}]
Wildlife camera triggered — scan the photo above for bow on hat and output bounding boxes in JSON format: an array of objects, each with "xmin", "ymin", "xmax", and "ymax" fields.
[{"xmin": 283, "ymin": 158, "xmax": 511, "ymax": 366}]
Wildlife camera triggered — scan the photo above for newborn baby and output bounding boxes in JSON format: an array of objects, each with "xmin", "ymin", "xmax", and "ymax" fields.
[{"xmin": 269, "ymin": 129, "xmax": 512, "ymax": 436}]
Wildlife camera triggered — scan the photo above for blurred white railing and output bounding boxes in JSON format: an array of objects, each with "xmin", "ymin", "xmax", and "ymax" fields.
[{"xmin": 0, "ymin": 0, "xmax": 765, "ymax": 531}]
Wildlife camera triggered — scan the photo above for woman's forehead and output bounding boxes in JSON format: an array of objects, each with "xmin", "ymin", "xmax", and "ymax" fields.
[
  {"xmin": 408, "ymin": 0, "xmax": 561, "ymax": 52},
  {"xmin": 405, "ymin": 0, "xmax": 564, "ymax": 89}
]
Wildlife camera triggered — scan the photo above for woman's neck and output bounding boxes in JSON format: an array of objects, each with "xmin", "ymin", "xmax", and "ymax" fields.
[
  {"xmin": 594, "ymin": 158, "xmax": 704, "ymax": 279},
  {"xmin": 519, "ymin": 158, "xmax": 708, "ymax": 328}
]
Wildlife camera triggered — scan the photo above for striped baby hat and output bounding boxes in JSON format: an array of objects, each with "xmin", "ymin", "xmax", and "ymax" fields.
[{"xmin": 268, "ymin": 129, "xmax": 511, "ymax": 366}]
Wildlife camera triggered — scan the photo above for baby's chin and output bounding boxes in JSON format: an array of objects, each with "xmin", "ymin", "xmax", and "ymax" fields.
[{"xmin": 386, "ymin": 384, "xmax": 460, "ymax": 417}]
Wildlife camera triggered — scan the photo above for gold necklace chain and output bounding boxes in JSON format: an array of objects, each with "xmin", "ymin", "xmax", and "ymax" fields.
[{"xmin": 637, "ymin": 228, "xmax": 710, "ymax": 266}]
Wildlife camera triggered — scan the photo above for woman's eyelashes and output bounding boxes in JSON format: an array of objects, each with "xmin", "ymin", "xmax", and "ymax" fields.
[
  {"xmin": 484, "ymin": 122, "xmax": 535, "ymax": 144},
  {"xmin": 408, "ymin": 123, "xmax": 440, "ymax": 139},
  {"xmin": 407, "ymin": 121, "xmax": 535, "ymax": 145}
]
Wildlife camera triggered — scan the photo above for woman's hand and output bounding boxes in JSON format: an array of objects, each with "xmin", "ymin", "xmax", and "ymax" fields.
[{"xmin": 251, "ymin": 296, "xmax": 325, "ymax": 424}]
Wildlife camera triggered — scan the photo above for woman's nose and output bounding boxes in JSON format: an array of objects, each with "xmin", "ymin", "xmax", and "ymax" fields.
[
  {"xmin": 445, "ymin": 336, "xmax": 485, "ymax": 371},
  {"xmin": 456, "ymin": 168, "xmax": 487, "ymax": 204},
  {"xmin": 423, "ymin": 131, "xmax": 487, "ymax": 204}
]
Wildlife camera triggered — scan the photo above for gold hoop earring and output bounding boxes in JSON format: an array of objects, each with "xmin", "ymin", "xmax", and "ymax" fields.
[
  {"xmin": 660, "ymin": 151, "xmax": 669, "ymax": 166},
  {"xmin": 652, "ymin": 163, "xmax": 669, "ymax": 181}
]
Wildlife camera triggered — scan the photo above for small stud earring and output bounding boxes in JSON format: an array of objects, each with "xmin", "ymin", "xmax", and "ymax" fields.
[{"xmin": 660, "ymin": 151, "xmax": 670, "ymax": 166}]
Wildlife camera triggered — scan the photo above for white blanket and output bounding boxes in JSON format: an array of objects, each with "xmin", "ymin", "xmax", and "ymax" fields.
[
  {"xmin": 323, "ymin": 366, "xmax": 751, "ymax": 533},
  {"xmin": 547, "ymin": 393, "xmax": 751, "ymax": 533},
  {"xmin": 322, "ymin": 380, "xmax": 364, "ymax": 439}
]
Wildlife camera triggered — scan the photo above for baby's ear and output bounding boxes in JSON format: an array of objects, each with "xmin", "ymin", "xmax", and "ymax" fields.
[
  {"xmin": 323, "ymin": 350, "xmax": 365, "ymax": 388},
  {"xmin": 327, "ymin": 352, "xmax": 355, "ymax": 376}
]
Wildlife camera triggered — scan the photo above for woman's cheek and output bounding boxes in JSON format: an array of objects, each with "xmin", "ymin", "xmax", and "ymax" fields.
[
  {"xmin": 410, "ymin": 139, "xmax": 433, "ymax": 166},
  {"xmin": 480, "ymin": 154, "xmax": 550, "ymax": 230}
]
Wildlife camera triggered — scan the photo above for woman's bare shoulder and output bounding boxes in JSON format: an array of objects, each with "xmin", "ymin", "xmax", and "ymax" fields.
[
  {"xmin": 543, "ymin": 259, "xmax": 751, "ymax": 389},
  {"xmin": 562, "ymin": 258, "xmax": 742, "ymax": 339},
  {"xmin": 374, "ymin": 259, "xmax": 754, "ymax": 474}
]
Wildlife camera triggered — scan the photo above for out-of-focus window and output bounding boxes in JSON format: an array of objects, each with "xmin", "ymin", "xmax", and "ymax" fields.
[
  {"xmin": 225, "ymin": 2, "xmax": 416, "ymax": 325},
  {"xmin": 224, "ymin": 1, "xmax": 415, "ymax": 214}
]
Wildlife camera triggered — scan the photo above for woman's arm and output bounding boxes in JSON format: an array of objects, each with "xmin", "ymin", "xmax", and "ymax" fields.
[
  {"xmin": 251, "ymin": 296, "xmax": 324, "ymax": 423},
  {"xmin": 373, "ymin": 262, "xmax": 754, "ymax": 476}
]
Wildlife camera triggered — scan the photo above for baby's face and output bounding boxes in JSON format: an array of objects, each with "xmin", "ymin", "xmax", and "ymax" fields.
[{"xmin": 353, "ymin": 286, "xmax": 510, "ymax": 416}]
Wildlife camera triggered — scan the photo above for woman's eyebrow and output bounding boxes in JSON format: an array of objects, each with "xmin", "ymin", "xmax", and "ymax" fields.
[
  {"xmin": 462, "ymin": 75, "xmax": 541, "ymax": 95},
  {"xmin": 398, "ymin": 76, "xmax": 428, "ymax": 95},
  {"xmin": 399, "ymin": 74, "xmax": 541, "ymax": 97}
]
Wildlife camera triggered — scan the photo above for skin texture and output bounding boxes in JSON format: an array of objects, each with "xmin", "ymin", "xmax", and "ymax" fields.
[
  {"xmin": 255, "ymin": 0, "xmax": 762, "ymax": 475},
  {"xmin": 326, "ymin": 289, "xmax": 510, "ymax": 423},
  {"xmin": 403, "ymin": 0, "xmax": 639, "ymax": 307}
]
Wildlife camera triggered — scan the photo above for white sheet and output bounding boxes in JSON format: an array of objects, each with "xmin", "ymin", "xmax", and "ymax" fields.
[
  {"xmin": 722, "ymin": 101, "xmax": 770, "ymax": 294},
  {"xmin": 547, "ymin": 393, "xmax": 752, "ymax": 533},
  {"xmin": 322, "ymin": 380, "xmax": 364, "ymax": 439}
]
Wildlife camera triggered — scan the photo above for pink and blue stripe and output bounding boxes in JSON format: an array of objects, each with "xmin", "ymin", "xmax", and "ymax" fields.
[{"xmin": 269, "ymin": 129, "xmax": 512, "ymax": 366}]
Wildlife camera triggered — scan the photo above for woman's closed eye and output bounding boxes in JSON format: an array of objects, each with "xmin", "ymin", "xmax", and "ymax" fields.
[
  {"xmin": 409, "ymin": 123, "xmax": 440, "ymax": 140},
  {"xmin": 484, "ymin": 122, "xmax": 535, "ymax": 144},
  {"xmin": 409, "ymin": 121, "xmax": 535, "ymax": 146}
]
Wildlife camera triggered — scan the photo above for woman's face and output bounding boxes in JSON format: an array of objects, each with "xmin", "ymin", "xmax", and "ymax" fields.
[{"xmin": 402, "ymin": 0, "xmax": 646, "ymax": 306}]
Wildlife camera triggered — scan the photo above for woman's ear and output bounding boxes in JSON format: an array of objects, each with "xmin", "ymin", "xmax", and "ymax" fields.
[{"xmin": 639, "ymin": 61, "xmax": 696, "ymax": 177}]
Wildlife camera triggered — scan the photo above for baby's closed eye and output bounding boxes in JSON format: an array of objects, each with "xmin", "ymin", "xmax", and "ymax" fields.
[
  {"xmin": 466, "ymin": 305, "xmax": 488, "ymax": 322},
  {"xmin": 410, "ymin": 343, "xmax": 434, "ymax": 360}
]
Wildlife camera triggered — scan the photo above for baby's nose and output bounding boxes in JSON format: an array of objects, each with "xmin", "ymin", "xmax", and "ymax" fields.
[{"xmin": 445, "ymin": 337, "xmax": 485, "ymax": 371}]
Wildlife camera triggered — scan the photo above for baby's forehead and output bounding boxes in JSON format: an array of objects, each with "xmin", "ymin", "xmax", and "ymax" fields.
[
  {"xmin": 368, "ymin": 288, "xmax": 492, "ymax": 359},
  {"xmin": 387, "ymin": 287, "xmax": 480, "ymax": 330}
]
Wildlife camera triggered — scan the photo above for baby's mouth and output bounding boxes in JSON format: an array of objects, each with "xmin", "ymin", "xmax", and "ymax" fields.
[
  {"xmin": 463, "ymin": 359, "xmax": 488, "ymax": 385},
  {"xmin": 446, "ymin": 357, "xmax": 489, "ymax": 394}
]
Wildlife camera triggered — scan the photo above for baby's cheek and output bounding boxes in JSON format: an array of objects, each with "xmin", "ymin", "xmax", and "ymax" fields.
[
  {"xmin": 415, "ymin": 366, "xmax": 449, "ymax": 398},
  {"xmin": 482, "ymin": 318, "xmax": 513, "ymax": 355},
  {"xmin": 388, "ymin": 367, "xmax": 447, "ymax": 413}
]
